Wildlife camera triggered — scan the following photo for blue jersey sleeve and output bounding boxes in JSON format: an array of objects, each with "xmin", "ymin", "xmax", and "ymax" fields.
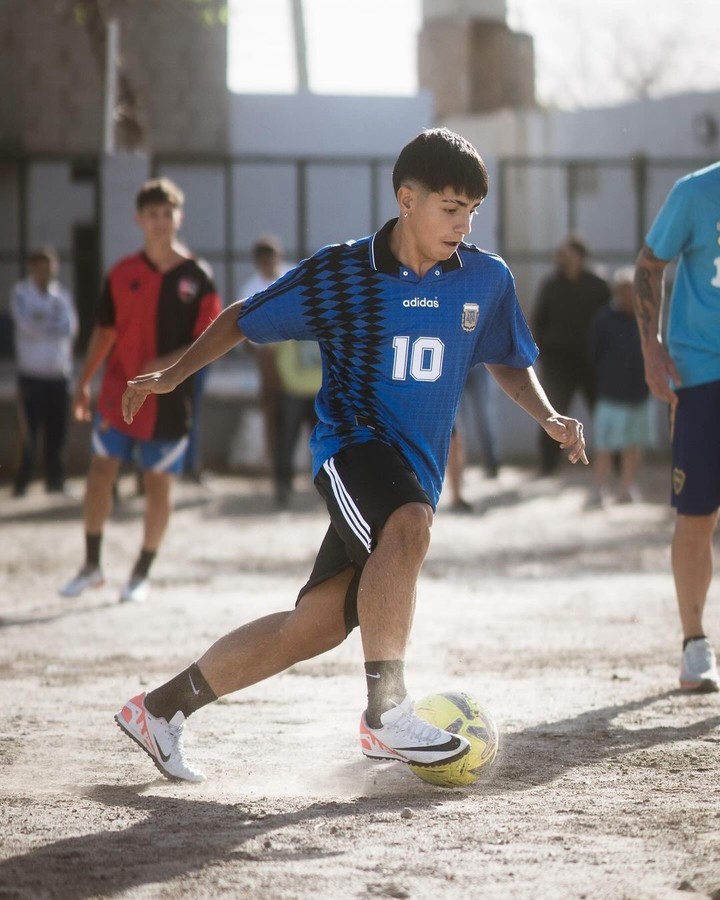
[
  {"xmin": 471, "ymin": 266, "xmax": 538, "ymax": 369},
  {"xmin": 645, "ymin": 177, "xmax": 693, "ymax": 262},
  {"xmin": 237, "ymin": 261, "xmax": 318, "ymax": 344}
]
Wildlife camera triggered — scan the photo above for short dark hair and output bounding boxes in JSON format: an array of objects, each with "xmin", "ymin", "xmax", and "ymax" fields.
[
  {"xmin": 251, "ymin": 235, "xmax": 283, "ymax": 262},
  {"xmin": 565, "ymin": 235, "xmax": 588, "ymax": 259},
  {"xmin": 392, "ymin": 128, "xmax": 489, "ymax": 200},
  {"xmin": 136, "ymin": 177, "xmax": 184, "ymax": 211},
  {"xmin": 29, "ymin": 246, "xmax": 58, "ymax": 266}
]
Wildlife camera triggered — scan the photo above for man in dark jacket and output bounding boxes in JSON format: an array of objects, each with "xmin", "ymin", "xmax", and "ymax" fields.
[{"xmin": 532, "ymin": 236, "xmax": 610, "ymax": 475}]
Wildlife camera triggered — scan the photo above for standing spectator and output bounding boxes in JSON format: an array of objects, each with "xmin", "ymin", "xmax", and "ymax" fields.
[
  {"xmin": 458, "ymin": 363, "xmax": 501, "ymax": 479},
  {"xmin": 241, "ymin": 234, "xmax": 291, "ymax": 299},
  {"xmin": 586, "ymin": 266, "xmax": 654, "ymax": 508},
  {"xmin": 59, "ymin": 178, "xmax": 221, "ymax": 604},
  {"xmin": 272, "ymin": 338, "xmax": 322, "ymax": 508},
  {"xmin": 444, "ymin": 366, "xmax": 501, "ymax": 514},
  {"xmin": 10, "ymin": 247, "xmax": 77, "ymax": 496},
  {"xmin": 240, "ymin": 235, "xmax": 293, "ymax": 463},
  {"xmin": 444, "ymin": 427, "xmax": 473, "ymax": 513},
  {"xmin": 532, "ymin": 236, "xmax": 611, "ymax": 475},
  {"xmin": 634, "ymin": 161, "xmax": 720, "ymax": 693},
  {"xmin": 181, "ymin": 360, "xmax": 211, "ymax": 484}
]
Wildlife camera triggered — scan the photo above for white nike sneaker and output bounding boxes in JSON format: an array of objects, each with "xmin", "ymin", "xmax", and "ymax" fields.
[
  {"xmin": 679, "ymin": 638, "xmax": 719, "ymax": 693},
  {"xmin": 59, "ymin": 565, "xmax": 105, "ymax": 598},
  {"xmin": 115, "ymin": 692, "xmax": 205, "ymax": 783},
  {"xmin": 119, "ymin": 576, "xmax": 150, "ymax": 604},
  {"xmin": 359, "ymin": 695, "xmax": 470, "ymax": 767}
]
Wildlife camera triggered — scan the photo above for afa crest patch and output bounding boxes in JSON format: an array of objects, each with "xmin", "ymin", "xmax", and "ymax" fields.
[
  {"xmin": 461, "ymin": 302, "xmax": 479, "ymax": 332},
  {"xmin": 672, "ymin": 467, "xmax": 686, "ymax": 495}
]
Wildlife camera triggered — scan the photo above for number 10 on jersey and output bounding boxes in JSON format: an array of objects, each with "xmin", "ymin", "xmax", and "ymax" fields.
[{"xmin": 392, "ymin": 336, "xmax": 445, "ymax": 382}]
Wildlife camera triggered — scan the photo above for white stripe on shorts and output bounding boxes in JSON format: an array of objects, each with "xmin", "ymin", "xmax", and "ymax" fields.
[
  {"xmin": 323, "ymin": 457, "xmax": 372, "ymax": 553},
  {"xmin": 91, "ymin": 429, "xmax": 110, "ymax": 457},
  {"xmin": 152, "ymin": 435, "xmax": 190, "ymax": 472}
]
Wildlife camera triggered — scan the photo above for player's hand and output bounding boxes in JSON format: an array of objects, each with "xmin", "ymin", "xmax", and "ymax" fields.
[
  {"xmin": 543, "ymin": 415, "xmax": 588, "ymax": 465},
  {"xmin": 72, "ymin": 383, "xmax": 92, "ymax": 422},
  {"xmin": 642, "ymin": 339, "xmax": 680, "ymax": 407},
  {"xmin": 121, "ymin": 370, "xmax": 178, "ymax": 424}
]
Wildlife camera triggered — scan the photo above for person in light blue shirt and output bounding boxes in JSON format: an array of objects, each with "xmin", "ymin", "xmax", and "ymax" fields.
[
  {"xmin": 112, "ymin": 128, "xmax": 588, "ymax": 784},
  {"xmin": 634, "ymin": 160, "xmax": 720, "ymax": 693}
]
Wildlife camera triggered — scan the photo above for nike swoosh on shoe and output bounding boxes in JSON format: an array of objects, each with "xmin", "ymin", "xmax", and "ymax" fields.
[
  {"xmin": 152, "ymin": 736, "xmax": 173, "ymax": 763},
  {"xmin": 394, "ymin": 737, "xmax": 466, "ymax": 753}
]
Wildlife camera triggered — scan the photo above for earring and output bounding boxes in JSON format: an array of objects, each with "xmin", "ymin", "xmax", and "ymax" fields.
[{"xmin": 403, "ymin": 212, "xmax": 409, "ymax": 218}]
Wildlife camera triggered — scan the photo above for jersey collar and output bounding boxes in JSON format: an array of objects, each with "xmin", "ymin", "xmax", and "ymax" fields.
[
  {"xmin": 140, "ymin": 251, "xmax": 193, "ymax": 275},
  {"xmin": 369, "ymin": 218, "xmax": 463, "ymax": 276}
]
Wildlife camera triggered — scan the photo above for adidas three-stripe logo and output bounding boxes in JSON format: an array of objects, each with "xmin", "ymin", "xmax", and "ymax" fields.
[{"xmin": 323, "ymin": 457, "xmax": 372, "ymax": 552}]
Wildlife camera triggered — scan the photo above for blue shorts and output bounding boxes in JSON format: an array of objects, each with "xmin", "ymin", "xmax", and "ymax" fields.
[
  {"xmin": 671, "ymin": 380, "xmax": 720, "ymax": 515},
  {"xmin": 91, "ymin": 419, "xmax": 189, "ymax": 475},
  {"xmin": 593, "ymin": 398, "xmax": 655, "ymax": 452}
]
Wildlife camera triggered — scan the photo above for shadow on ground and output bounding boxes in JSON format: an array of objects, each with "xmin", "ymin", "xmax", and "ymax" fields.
[{"xmin": 2, "ymin": 690, "xmax": 718, "ymax": 899}]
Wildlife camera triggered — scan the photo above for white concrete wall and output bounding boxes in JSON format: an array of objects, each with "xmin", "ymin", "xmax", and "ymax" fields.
[
  {"xmin": 230, "ymin": 92, "xmax": 435, "ymax": 157},
  {"xmin": 445, "ymin": 90, "xmax": 720, "ymax": 161},
  {"xmin": 227, "ymin": 90, "xmax": 436, "ymax": 288}
]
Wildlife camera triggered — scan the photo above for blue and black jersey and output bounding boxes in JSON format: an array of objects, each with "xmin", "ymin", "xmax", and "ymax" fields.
[{"xmin": 238, "ymin": 219, "xmax": 537, "ymax": 508}]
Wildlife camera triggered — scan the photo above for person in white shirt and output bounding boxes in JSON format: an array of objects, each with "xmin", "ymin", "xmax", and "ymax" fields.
[
  {"xmin": 240, "ymin": 235, "xmax": 293, "ymax": 466},
  {"xmin": 10, "ymin": 247, "xmax": 77, "ymax": 496}
]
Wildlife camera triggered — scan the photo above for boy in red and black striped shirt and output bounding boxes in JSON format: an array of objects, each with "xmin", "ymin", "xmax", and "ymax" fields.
[{"xmin": 60, "ymin": 178, "xmax": 221, "ymax": 604}]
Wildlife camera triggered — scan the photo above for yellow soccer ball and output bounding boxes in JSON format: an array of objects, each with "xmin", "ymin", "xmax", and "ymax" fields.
[{"xmin": 409, "ymin": 691, "xmax": 499, "ymax": 788}]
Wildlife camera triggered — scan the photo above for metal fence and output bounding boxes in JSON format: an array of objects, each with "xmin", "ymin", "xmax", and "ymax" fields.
[
  {"xmin": 496, "ymin": 155, "xmax": 715, "ymax": 307},
  {"xmin": 0, "ymin": 152, "xmax": 715, "ymax": 356},
  {"xmin": 150, "ymin": 152, "xmax": 397, "ymax": 306}
]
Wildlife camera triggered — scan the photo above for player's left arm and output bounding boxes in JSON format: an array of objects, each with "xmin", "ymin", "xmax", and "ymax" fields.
[{"xmin": 485, "ymin": 363, "xmax": 588, "ymax": 465}]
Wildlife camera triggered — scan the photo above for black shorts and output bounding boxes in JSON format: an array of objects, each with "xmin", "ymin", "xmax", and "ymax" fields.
[
  {"xmin": 672, "ymin": 380, "xmax": 720, "ymax": 515},
  {"xmin": 297, "ymin": 440, "xmax": 431, "ymax": 634}
]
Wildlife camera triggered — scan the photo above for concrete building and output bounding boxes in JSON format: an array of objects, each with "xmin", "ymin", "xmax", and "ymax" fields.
[{"xmin": 419, "ymin": 0, "xmax": 535, "ymax": 118}]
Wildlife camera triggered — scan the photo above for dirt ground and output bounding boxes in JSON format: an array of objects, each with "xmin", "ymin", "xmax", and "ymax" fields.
[{"xmin": 1, "ymin": 459, "xmax": 719, "ymax": 900}]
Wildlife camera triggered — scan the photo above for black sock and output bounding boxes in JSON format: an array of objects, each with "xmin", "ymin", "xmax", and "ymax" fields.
[
  {"xmin": 144, "ymin": 662, "xmax": 218, "ymax": 721},
  {"xmin": 132, "ymin": 548, "xmax": 157, "ymax": 580},
  {"xmin": 85, "ymin": 533, "xmax": 102, "ymax": 568},
  {"xmin": 683, "ymin": 634, "xmax": 706, "ymax": 650},
  {"xmin": 364, "ymin": 659, "xmax": 406, "ymax": 728}
]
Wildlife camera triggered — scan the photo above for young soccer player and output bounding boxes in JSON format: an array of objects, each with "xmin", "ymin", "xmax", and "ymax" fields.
[
  {"xmin": 115, "ymin": 129, "xmax": 587, "ymax": 782},
  {"xmin": 59, "ymin": 178, "xmax": 221, "ymax": 604},
  {"xmin": 634, "ymin": 160, "xmax": 720, "ymax": 693}
]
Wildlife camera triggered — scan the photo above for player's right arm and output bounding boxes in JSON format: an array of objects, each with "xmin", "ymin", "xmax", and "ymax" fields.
[
  {"xmin": 122, "ymin": 299, "xmax": 248, "ymax": 424},
  {"xmin": 633, "ymin": 244, "xmax": 681, "ymax": 406},
  {"xmin": 72, "ymin": 324, "xmax": 117, "ymax": 421}
]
